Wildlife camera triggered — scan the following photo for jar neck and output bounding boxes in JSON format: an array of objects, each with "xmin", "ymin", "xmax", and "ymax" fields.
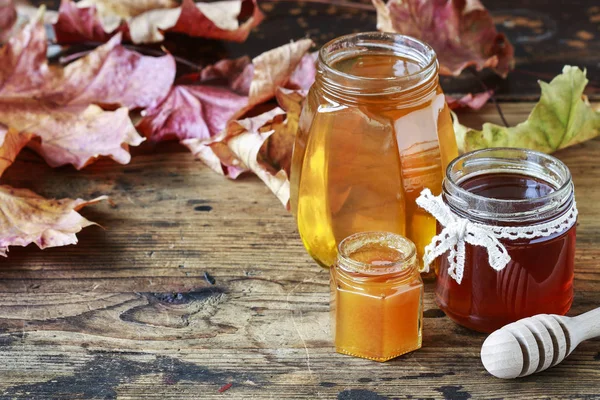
[
  {"xmin": 335, "ymin": 232, "xmax": 418, "ymax": 283},
  {"xmin": 316, "ymin": 32, "xmax": 439, "ymax": 106},
  {"xmin": 443, "ymin": 148, "xmax": 574, "ymax": 225}
]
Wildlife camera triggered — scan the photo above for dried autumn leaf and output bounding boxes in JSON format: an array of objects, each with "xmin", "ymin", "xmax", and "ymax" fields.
[
  {"xmin": 458, "ymin": 66, "xmax": 600, "ymax": 153},
  {"xmin": 184, "ymin": 107, "xmax": 291, "ymax": 205},
  {"xmin": 53, "ymin": 0, "xmax": 264, "ymax": 44},
  {"xmin": 0, "ymin": 15, "xmax": 177, "ymax": 170},
  {"xmin": 46, "ymin": 33, "xmax": 176, "ymax": 109},
  {"xmin": 138, "ymin": 39, "xmax": 314, "ymax": 142},
  {"xmin": 0, "ymin": 185, "xmax": 107, "ymax": 256},
  {"xmin": 183, "ymin": 87, "xmax": 305, "ymax": 204},
  {"xmin": 373, "ymin": 0, "xmax": 514, "ymax": 77},
  {"xmin": 54, "ymin": 0, "xmax": 119, "ymax": 44},
  {"xmin": 0, "ymin": 0, "xmax": 16, "ymax": 42},
  {"xmin": 168, "ymin": 0, "xmax": 264, "ymax": 43},
  {"xmin": 1, "ymin": 102, "xmax": 143, "ymax": 168},
  {"xmin": 0, "ymin": 125, "xmax": 33, "ymax": 177},
  {"xmin": 446, "ymin": 90, "xmax": 493, "ymax": 110}
]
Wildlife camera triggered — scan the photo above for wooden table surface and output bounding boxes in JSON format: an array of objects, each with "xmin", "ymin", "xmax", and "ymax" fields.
[{"xmin": 2, "ymin": 1, "xmax": 600, "ymax": 399}]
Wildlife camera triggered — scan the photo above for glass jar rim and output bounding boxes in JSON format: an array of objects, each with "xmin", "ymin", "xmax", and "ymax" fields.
[
  {"xmin": 444, "ymin": 147, "xmax": 574, "ymax": 223},
  {"xmin": 317, "ymin": 32, "xmax": 438, "ymax": 98},
  {"xmin": 336, "ymin": 231, "xmax": 417, "ymax": 276},
  {"xmin": 318, "ymin": 32, "xmax": 437, "ymax": 83}
]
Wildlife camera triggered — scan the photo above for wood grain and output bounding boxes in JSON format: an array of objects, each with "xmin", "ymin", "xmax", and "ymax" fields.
[{"xmin": 0, "ymin": 102, "xmax": 599, "ymax": 399}]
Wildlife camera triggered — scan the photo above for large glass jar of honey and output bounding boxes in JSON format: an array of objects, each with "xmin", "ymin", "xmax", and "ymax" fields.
[
  {"xmin": 424, "ymin": 148, "xmax": 577, "ymax": 333},
  {"xmin": 290, "ymin": 32, "xmax": 458, "ymax": 269}
]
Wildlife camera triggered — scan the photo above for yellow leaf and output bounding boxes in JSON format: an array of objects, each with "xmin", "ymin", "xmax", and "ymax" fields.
[{"xmin": 463, "ymin": 66, "xmax": 600, "ymax": 153}]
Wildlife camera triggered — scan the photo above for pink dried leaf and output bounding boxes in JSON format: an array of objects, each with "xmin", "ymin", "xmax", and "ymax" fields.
[
  {"xmin": 46, "ymin": 33, "xmax": 176, "ymax": 109},
  {"xmin": 0, "ymin": 0, "xmax": 17, "ymax": 42},
  {"xmin": 53, "ymin": 0, "xmax": 121, "ymax": 44},
  {"xmin": 0, "ymin": 185, "xmax": 107, "ymax": 256},
  {"xmin": 139, "ymin": 40, "xmax": 313, "ymax": 142},
  {"xmin": 137, "ymin": 84, "xmax": 249, "ymax": 142},
  {"xmin": 373, "ymin": 0, "xmax": 514, "ymax": 77},
  {"xmin": 446, "ymin": 90, "xmax": 493, "ymax": 110},
  {"xmin": 0, "ymin": 9, "xmax": 49, "ymax": 97}
]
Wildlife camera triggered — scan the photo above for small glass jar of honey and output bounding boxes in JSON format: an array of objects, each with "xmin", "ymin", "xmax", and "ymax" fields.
[
  {"xmin": 330, "ymin": 231, "xmax": 423, "ymax": 362},
  {"xmin": 427, "ymin": 148, "xmax": 577, "ymax": 333}
]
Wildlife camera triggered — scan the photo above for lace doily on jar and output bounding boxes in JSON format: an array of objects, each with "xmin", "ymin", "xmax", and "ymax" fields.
[{"xmin": 416, "ymin": 188, "xmax": 578, "ymax": 284}]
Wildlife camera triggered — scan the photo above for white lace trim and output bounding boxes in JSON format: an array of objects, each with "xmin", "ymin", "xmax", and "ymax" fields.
[{"xmin": 416, "ymin": 188, "xmax": 578, "ymax": 284}]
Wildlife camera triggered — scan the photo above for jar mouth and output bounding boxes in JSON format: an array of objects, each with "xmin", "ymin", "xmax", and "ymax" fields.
[
  {"xmin": 337, "ymin": 231, "xmax": 416, "ymax": 276},
  {"xmin": 444, "ymin": 148, "xmax": 574, "ymax": 223},
  {"xmin": 317, "ymin": 32, "xmax": 438, "ymax": 96}
]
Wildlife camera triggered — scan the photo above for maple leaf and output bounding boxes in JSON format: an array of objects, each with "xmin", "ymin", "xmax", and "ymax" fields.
[
  {"xmin": 373, "ymin": 0, "xmax": 514, "ymax": 77},
  {"xmin": 0, "ymin": 185, "xmax": 107, "ymax": 256},
  {"xmin": 446, "ymin": 90, "xmax": 493, "ymax": 110},
  {"xmin": 0, "ymin": 0, "xmax": 16, "ymax": 43},
  {"xmin": 53, "ymin": 0, "xmax": 264, "ymax": 44},
  {"xmin": 0, "ymin": 14, "xmax": 183, "ymax": 170},
  {"xmin": 46, "ymin": 33, "xmax": 176, "ymax": 109},
  {"xmin": 457, "ymin": 66, "xmax": 600, "ymax": 153},
  {"xmin": 138, "ymin": 39, "xmax": 314, "ymax": 143}
]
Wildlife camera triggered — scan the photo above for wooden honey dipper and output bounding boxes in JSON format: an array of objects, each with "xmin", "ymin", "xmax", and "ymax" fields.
[{"xmin": 480, "ymin": 307, "xmax": 600, "ymax": 378}]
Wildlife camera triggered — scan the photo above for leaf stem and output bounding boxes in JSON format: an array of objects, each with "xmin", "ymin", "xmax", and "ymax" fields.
[
  {"xmin": 52, "ymin": 40, "xmax": 201, "ymax": 70},
  {"xmin": 467, "ymin": 67, "xmax": 509, "ymax": 127}
]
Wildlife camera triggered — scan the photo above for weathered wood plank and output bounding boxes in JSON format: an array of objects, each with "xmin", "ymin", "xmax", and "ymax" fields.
[{"xmin": 0, "ymin": 103, "xmax": 599, "ymax": 399}]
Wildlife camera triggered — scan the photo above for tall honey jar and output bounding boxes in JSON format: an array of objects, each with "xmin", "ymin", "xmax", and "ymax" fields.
[{"xmin": 290, "ymin": 32, "xmax": 458, "ymax": 270}]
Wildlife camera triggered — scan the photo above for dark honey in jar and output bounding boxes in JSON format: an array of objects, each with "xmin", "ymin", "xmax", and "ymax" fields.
[{"xmin": 432, "ymin": 148, "xmax": 577, "ymax": 333}]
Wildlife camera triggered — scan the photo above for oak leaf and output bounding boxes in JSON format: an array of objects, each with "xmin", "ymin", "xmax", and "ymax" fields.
[
  {"xmin": 373, "ymin": 0, "xmax": 514, "ymax": 77},
  {"xmin": 0, "ymin": 185, "xmax": 106, "ymax": 256},
  {"xmin": 457, "ymin": 66, "xmax": 600, "ymax": 153},
  {"xmin": 138, "ymin": 39, "xmax": 314, "ymax": 143},
  {"xmin": 53, "ymin": 0, "xmax": 264, "ymax": 44}
]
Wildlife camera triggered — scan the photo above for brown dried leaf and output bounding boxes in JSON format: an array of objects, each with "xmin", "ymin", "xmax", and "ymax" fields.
[
  {"xmin": 373, "ymin": 0, "xmax": 514, "ymax": 77},
  {"xmin": 168, "ymin": 0, "xmax": 264, "ymax": 43},
  {"xmin": 184, "ymin": 107, "xmax": 291, "ymax": 205},
  {"xmin": 0, "ymin": 125, "xmax": 33, "ymax": 177},
  {"xmin": 0, "ymin": 185, "xmax": 107, "ymax": 256}
]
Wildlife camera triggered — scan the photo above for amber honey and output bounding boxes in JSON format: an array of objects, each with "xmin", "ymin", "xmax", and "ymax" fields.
[
  {"xmin": 331, "ymin": 232, "xmax": 423, "ymax": 361},
  {"xmin": 290, "ymin": 33, "xmax": 457, "ymax": 271},
  {"xmin": 436, "ymin": 149, "xmax": 577, "ymax": 333}
]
